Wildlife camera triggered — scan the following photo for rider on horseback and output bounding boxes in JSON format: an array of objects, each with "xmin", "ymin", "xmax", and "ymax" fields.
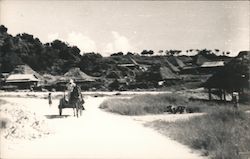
[{"xmin": 66, "ymin": 79, "xmax": 76, "ymax": 102}]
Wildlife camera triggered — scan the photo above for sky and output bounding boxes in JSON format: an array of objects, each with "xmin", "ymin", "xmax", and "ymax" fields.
[{"xmin": 0, "ymin": 0, "xmax": 249, "ymax": 56}]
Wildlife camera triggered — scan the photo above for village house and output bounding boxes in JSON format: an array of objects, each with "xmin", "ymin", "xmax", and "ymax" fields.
[
  {"xmin": 5, "ymin": 74, "xmax": 39, "ymax": 90},
  {"xmin": 1, "ymin": 64, "xmax": 42, "ymax": 90},
  {"xmin": 117, "ymin": 57, "xmax": 150, "ymax": 72},
  {"xmin": 55, "ymin": 67, "xmax": 100, "ymax": 91},
  {"xmin": 198, "ymin": 61, "xmax": 225, "ymax": 74}
]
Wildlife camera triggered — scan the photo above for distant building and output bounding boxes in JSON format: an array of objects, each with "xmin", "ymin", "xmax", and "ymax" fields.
[
  {"xmin": 198, "ymin": 61, "xmax": 225, "ymax": 74},
  {"xmin": 200, "ymin": 61, "xmax": 224, "ymax": 68},
  {"xmin": 194, "ymin": 54, "xmax": 211, "ymax": 66},
  {"xmin": 55, "ymin": 67, "xmax": 100, "ymax": 91},
  {"xmin": 5, "ymin": 74, "xmax": 39, "ymax": 89},
  {"xmin": 117, "ymin": 57, "xmax": 150, "ymax": 72},
  {"xmin": 167, "ymin": 56, "xmax": 186, "ymax": 69}
]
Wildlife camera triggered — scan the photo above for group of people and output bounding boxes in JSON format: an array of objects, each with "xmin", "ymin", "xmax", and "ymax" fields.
[{"xmin": 48, "ymin": 79, "xmax": 77, "ymax": 106}]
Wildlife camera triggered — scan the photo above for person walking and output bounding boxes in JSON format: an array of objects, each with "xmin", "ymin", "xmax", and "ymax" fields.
[
  {"xmin": 232, "ymin": 92, "xmax": 239, "ymax": 109},
  {"xmin": 48, "ymin": 92, "xmax": 52, "ymax": 107}
]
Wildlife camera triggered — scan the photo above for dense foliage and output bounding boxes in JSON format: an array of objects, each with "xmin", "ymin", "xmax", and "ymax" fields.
[{"xmin": 0, "ymin": 25, "xmax": 82, "ymax": 74}]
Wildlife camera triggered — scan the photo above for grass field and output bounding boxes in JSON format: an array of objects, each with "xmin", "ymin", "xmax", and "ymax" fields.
[{"xmin": 99, "ymin": 93, "xmax": 244, "ymax": 115}]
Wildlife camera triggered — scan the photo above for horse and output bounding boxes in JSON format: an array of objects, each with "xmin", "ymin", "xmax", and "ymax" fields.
[
  {"xmin": 70, "ymin": 85, "xmax": 84, "ymax": 117},
  {"xmin": 58, "ymin": 85, "xmax": 85, "ymax": 117}
]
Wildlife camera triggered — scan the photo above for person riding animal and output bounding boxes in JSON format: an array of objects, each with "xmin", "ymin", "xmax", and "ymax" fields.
[
  {"xmin": 65, "ymin": 79, "xmax": 76, "ymax": 103},
  {"xmin": 59, "ymin": 79, "xmax": 85, "ymax": 117}
]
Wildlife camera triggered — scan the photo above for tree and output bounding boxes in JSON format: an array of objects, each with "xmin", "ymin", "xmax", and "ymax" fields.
[
  {"xmin": 0, "ymin": 25, "xmax": 8, "ymax": 33},
  {"xmin": 166, "ymin": 50, "xmax": 181, "ymax": 56},
  {"xmin": 141, "ymin": 50, "xmax": 154, "ymax": 56},
  {"xmin": 215, "ymin": 49, "xmax": 220, "ymax": 52},
  {"xmin": 141, "ymin": 50, "xmax": 148, "ymax": 56},
  {"xmin": 126, "ymin": 52, "xmax": 134, "ymax": 56},
  {"xmin": 165, "ymin": 50, "xmax": 171, "ymax": 56},
  {"xmin": 111, "ymin": 52, "xmax": 124, "ymax": 56},
  {"xmin": 79, "ymin": 52, "xmax": 103, "ymax": 75},
  {"xmin": 158, "ymin": 50, "xmax": 164, "ymax": 55},
  {"xmin": 148, "ymin": 50, "xmax": 154, "ymax": 56}
]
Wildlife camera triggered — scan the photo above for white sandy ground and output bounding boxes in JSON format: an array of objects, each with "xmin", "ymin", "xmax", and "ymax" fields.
[{"xmin": 0, "ymin": 96, "xmax": 207, "ymax": 159}]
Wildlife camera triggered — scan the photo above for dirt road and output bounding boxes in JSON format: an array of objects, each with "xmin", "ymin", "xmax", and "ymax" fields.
[{"xmin": 1, "ymin": 96, "xmax": 206, "ymax": 159}]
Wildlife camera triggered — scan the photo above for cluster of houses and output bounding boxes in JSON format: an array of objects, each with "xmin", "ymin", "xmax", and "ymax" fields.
[
  {"xmin": 0, "ymin": 53, "xmax": 237, "ymax": 92},
  {"xmin": 0, "ymin": 65, "xmax": 100, "ymax": 91}
]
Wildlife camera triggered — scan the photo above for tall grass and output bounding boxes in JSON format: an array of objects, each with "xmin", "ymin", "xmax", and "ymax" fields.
[
  {"xmin": 100, "ymin": 94, "xmax": 188, "ymax": 115},
  {"xmin": 99, "ymin": 93, "xmax": 232, "ymax": 115},
  {"xmin": 147, "ymin": 108, "xmax": 250, "ymax": 159}
]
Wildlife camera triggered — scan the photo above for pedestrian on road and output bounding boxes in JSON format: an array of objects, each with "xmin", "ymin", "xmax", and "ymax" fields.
[
  {"xmin": 232, "ymin": 92, "xmax": 239, "ymax": 110},
  {"xmin": 48, "ymin": 92, "xmax": 52, "ymax": 107}
]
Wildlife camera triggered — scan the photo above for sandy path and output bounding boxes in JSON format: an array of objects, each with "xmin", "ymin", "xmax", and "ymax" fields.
[
  {"xmin": 132, "ymin": 113, "xmax": 205, "ymax": 124},
  {"xmin": 1, "ymin": 96, "xmax": 206, "ymax": 159}
]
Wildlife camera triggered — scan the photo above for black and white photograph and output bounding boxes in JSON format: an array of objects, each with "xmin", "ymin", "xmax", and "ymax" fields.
[{"xmin": 0, "ymin": 0, "xmax": 249, "ymax": 158}]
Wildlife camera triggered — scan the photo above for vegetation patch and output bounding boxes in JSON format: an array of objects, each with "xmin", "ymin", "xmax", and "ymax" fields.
[
  {"xmin": 99, "ymin": 93, "xmax": 236, "ymax": 115},
  {"xmin": 146, "ymin": 108, "xmax": 250, "ymax": 159}
]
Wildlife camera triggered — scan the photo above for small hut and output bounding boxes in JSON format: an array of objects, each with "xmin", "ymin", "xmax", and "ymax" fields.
[
  {"xmin": 63, "ymin": 67, "xmax": 96, "ymax": 82},
  {"xmin": 57, "ymin": 67, "xmax": 99, "ymax": 90},
  {"xmin": 10, "ymin": 64, "xmax": 43, "ymax": 80}
]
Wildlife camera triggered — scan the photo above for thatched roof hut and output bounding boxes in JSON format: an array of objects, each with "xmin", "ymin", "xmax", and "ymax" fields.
[
  {"xmin": 6, "ymin": 74, "xmax": 39, "ymax": 83},
  {"xmin": 178, "ymin": 55, "xmax": 193, "ymax": 64},
  {"xmin": 10, "ymin": 64, "xmax": 42, "ymax": 80},
  {"xmin": 5, "ymin": 74, "xmax": 39, "ymax": 90},
  {"xmin": 194, "ymin": 54, "xmax": 211, "ymax": 66},
  {"xmin": 168, "ymin": 56, "xmax": 186, "ymax": 69},
  {"xmin": 160, "ymin": 66, "xmax": 180, "ymax": 80},
  {"xmin": 61, "ymin": 67, "xmax": 97, "ymax": 82},
  {"xmin": 165, "ymin": 59, "xmax": 180, "ymax": 73}
]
